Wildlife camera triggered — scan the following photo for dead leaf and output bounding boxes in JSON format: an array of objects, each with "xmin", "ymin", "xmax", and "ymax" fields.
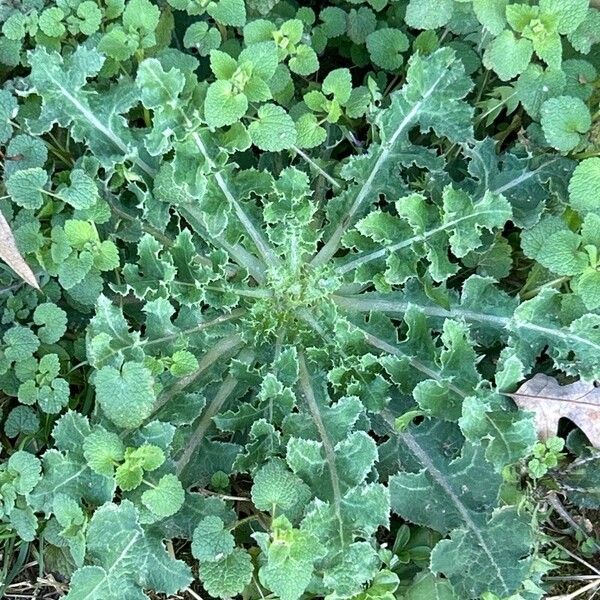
[
  {"xmin": 0, "ymin": 210, "xmax": 40, "ymax": 291},
  {"xmin": 509, "ymin": 374, "xmax": 600, "ymax": 448}
]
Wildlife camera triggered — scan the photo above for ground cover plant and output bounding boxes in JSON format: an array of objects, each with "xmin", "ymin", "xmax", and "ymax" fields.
[{"xmin": 1, "ymin": 0, "xmax": 600, "ymax": 598}]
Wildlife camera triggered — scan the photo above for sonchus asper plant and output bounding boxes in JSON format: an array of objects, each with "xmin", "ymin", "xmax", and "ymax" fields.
[{"xmin": 1, "ymin": 0, "xmax": 600, "ymax": 599}]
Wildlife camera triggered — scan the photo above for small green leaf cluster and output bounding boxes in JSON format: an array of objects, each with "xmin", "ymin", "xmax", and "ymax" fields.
[
  {"xmin": 1, "ymin": 0, "xmax": 106, "ymax": 66},
  {"xmin": 526, "ymin": 437, "xmax": 565, "ymax": 479},
  {"xmin": 1, "ymin": 1, "xmax": 600, "ymax": 599}
]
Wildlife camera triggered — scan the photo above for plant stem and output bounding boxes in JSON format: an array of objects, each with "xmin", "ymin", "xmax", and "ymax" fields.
[
  {"xmin": 175, "ymin": 349, "xmax": 254, "ymax": 475},
  {"xmin": 547, "ymin": 492, "xmax": 600, "ymax": 554},
  {"xmin": 149, "ymin": 333, "xmax": 243, "ymax": 419},
  {"xmin": 298, "ymin": 352, "xmax": 346, "ymax": 545},
  {"xmin": 521, "ymin": 277, "xmax": 569, "ymax": 300},
  {"xmin": 292, "ymin": 147, "xmax": 340, "ymax": 189},
  {"xmin": 190, "ymin": 128, "xmax": 277, "ymax": 269},
  {"xmin": 229, "ymin": 515, "xmax": 261, "ymax": 531}
]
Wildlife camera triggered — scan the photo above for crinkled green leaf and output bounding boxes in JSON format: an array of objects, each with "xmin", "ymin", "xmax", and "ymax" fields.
[
  {"xmin": 141, "ymin": 473, "xmax": 184, "ymax": 517},
  {"xmin": 483, "ymin": 30, "xmax": 533, "ymax": 81},
  {"xmin": 83, "ymin": 428, "xmax": 125, "ymax": 477},
  {"xmin": 6, "ymin": 168, "xmax": 48, "ymax": 209},
  {"xmin": 252, "ymin": 458, "xmax": 311, "ymax": 521},
  {"xmin": 199, "ymin": 548, "xmax": 253, "ymax": 599},
  {"xmin": 33, "ymin": 303, "xmax": 67, "ymax": 344},
  {"xmin": 473, "ymin": 0, "xmax": 507, "ymax": 35},
  {"xmin": 569, "ymin": 157, "xmax": 600, "ymax": 213},
  {"xmin": 405, "ymin": 0, "xmax": 454, "ymax": 30},
  {"xmin": 207, "ymin": 0, "xmax": 246, "ymax": 26},
  {"xmin": 205, "ymin": 80, "xmax": 248, "ymax": 128},
  {"xmin": 541, "ymin": 95, "xmax": 591, "ymax": 152},
  {"xmin": 248, "ymin": 104, "xmax": 297, "ymax": 151},
  {"xmin": 192, "ymin": 516, "xmax": 235, "ymax": 562},
  {"xmin": 95, "ymin": 362, "xmax": 156, "ymax": 429},
  {"xmin": 366, "ymin": 28, "xmax": 409, "ymax": 70},
  {"xmin": 256, "ymin": 516, "xmax": 326, "ymax": 600}
]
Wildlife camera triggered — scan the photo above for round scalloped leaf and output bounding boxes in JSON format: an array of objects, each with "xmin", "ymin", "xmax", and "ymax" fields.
[
  {"xmin": 10, "ymin": 506, "xmax": 38, "ymax": 542},
  {"xmin": 122, "ymin": 0, "xmax": 160, "ymax": 33},
  {"xmin": 535, "ymin": 230, "xmax": 588, "ymax": 276},
  {"xmin": 562, "ymin": 59, "xmax": 597, "ymax": 101},
  {"xmin": 473, "ymin": 0, "xmax": 508, "ymax": 35},
  {"xmin": 207, "ymin": 0, "xmax": 246, "ymax": 26},
  {"xmin": 200, "ymin": 548, "xmax": 253, "ymax": 598},
  {"xmin": 568, "ymin": 158, "xmax": 600, "ymax": 214},
  {"xmin": 575, "ymin": 269, "xmax": 600, "ymax": 310},
  {"xmin": 9, "ymin": 451, "xmax": 42, "ymax": 495},
  {"xmin": 515, "ymin": 65, "xmax": 566, "ymax": 119},
  {"xmin": 540, "ymin": 95, "xmax": 591, "ymax": 152},
  {"xmin": 38, "ymin": 377, "xmax": 70, "ymax": 414},
  {"xmin": 204, "ymin": 81, "xmax": 248, "ymax": 128},
  {"xmin": 39, "ymin": 7, "xmax": 66, "ymax": 37},
  {"xmin": 366, "ymin": 28, "xmax": 409, "ymax": 71},
  {"xmin": 33, "ymin": 303, "xmax": 68, "ymax": 344},
  {"xmin": 483, "ymin": 30, "xmax": 533, "ymax": 81},
  {"xmin": 183, "ymin": 22, "xmax": 222, "ymax": 55},
  {"xmin": 405, "ymin": 0, "xmax": 454, "ymax": 29},
  {"xmin": 169, "ymin": 350, "xmax": 199, "ymax": 377},
  {"xmin": 133, "ymin": 444, "xmax": 166, "ymax": 471},
  {"xmin": 6, "ymin": 168, "xmax": 48, "ymax": 210},
  {"xmin": 4, "ymin": 406, "xmax": 40, "ymax": 438},
  {"xmin": 294, "ymin": 113, "xmax": 327, "ymax": 149},
  {"xmin": 249, "ymin": 104, "xmax": 297, "ymax": 151},
  {"xmin": 141, "ymin": 474, "xmax": 185, "ymax": 517},
  {"xmin": 322, "ymin": 68, "xmax": 353, "ymax": 104},
  {"xmin": 76, "ymin": 1, "xmax": 103, "ymax": 35},
  {"xmin": 4, "ymin": 135, "xmax": 48, "ymax": 179},
  {"xmin": 568, "ymin": 8, "xmax": 600, "ymax": 54},
  {"xmin": 94, "ymin": 362, "xmax": 156, "ymax": 429},
  {"xmin": 288, "ymin": 45, "xmax": 319, "ymax": 76},
  {"xmin": 83, "ymin": 428, "xmax": 125, "ymax": 476},
  {"xmin": 2, "ymin": 13, "xmax": 27, "ymax": 41},
  {"xmin": 192, "ymin": 516, "xmax": 235, "ymax": 562},
  {"xmin": 60, "ymin": 169, "xmax": 99, "ymax": 210},
  {"xmin": 0, "ymin": 90, "xmax": 17, "ymax": 144},
  {"xmin": 4, "ymin": 325, "xmax": 40, "ymax": 361},
  {"xmin": 539, "ymin": 0, "xmax": 588, "ymax": 35},
  {"xmin": 251, "ymin": 458, "xmax": 312, "ymax": 521}
]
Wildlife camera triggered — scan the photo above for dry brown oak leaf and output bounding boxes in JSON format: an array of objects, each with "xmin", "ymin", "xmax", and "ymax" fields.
[
  {"xmin": 0, "ymin": 211, "xmax": 40, "ymax": 290},
  {"xmin": 509, "ymin": 373, "xmax": 600, "ymax": 448}
]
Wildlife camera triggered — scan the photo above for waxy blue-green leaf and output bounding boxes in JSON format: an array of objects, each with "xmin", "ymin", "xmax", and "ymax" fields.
[
  {"xmin": 390, "ymin": 440, "xmax": 501, "ymax": 534},
  {"xmin": 463, "ymin": 138, "xmax": 574, "ymax": 227},
  {"xmin": 430, "ymin": 508, "xmax": 533, "ymax": 598},
  {"xmin": 27, "ymin": 47, "xmax": 153, "ymax": 173},
  {"xmin": 344, "ymin": 186, "xmax": 511, "ymax": 284},
  {"xmin": 314, "ymin": 47, "xmax": 474, "ymax": 266},
  {"xmin": 336, "ymin": 274, "xmax": 600, "ymax": 381},
  {"xmin": 64, "ymin": 501, "xmax": 191, "ymax": 599}
]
